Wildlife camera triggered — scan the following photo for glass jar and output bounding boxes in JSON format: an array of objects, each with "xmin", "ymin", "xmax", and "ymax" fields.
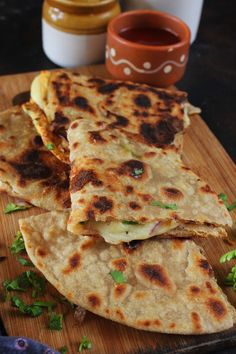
[{"xmin": 42, "ymin": 0, "xmax": 120, "ymax": 67}]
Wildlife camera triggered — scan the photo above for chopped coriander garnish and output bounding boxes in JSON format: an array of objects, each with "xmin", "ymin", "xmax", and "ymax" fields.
[
  {"xmin": 33, "ymin": 300, "xmax": 56, "ymax": 311},
  {"xmin": 3, "ymin": 272, "xmax": 31, "ymax": 292},
  {"xmin": 218, "ymin": 193, "xmax": 236, "ymax": 211},
  {"xmin": 59, "ymin": 346, "xmax": 68, "ymax": 354},
  {"xmin": 110, "ymin": 270, "xmax": 127, "ymax": 284},
  {"xmin": 11, "ymin": 296, "xmax": 43, "ymax": 317},
  {"xmin": 220, "ymin": 249, "xmax": 236, "ymax": 291},
  {"xmin": 151, "ymin": 200, "xmax": 177, "ymax": 210},
  {"xmin": 17, "ymin": 258, "xmax": 34, "ymax": 267},
  {"xmin": 218, "ymin": 193, "xmax": 228, "ymax": 203},
  {"xmin": 46, "ymin": 143, "xmax": 55, "ymax": 150},
  {"xmin": 25, "ymin": 270, "xmax": 46, "ymax": 298},
  {"xmin": 78, "ymin": 336, "xmax": 92, "ymax": 352},
  {"xmin": 224, "ymin": 265, "xmax": 236, "ymax": 290},
  {"xmin": 4, "ymin": 202, "xmax": 31, "ymax": 214},
  {"xmin": 132, "ymin": 168, "xmax": 144, "ymax": 177},
  {"xmin": 122, "ymin": 220, "xmax": 139, "ymax": 225},
  {"xmin": 11, "ymin": 296, "xmax": 56, "ymax": 317},
  {"xmin": 49, "ymin": 312, "xmax": 63, "ymax": 330},
  {"xmin": 3, "ymin": 271, "xmax": 45, "ymax": 298},
  {"xmin": 220, "ymin": 249, "xmax": 236, "ymax": 263},
  {"xmin": 10, "ymin": 231, "xmax": 25, "ymax": 254}
]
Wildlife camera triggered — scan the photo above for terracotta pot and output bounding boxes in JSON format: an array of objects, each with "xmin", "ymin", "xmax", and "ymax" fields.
[{"xmin": 106, "ymin": 10, "xmax": 190, "ymax": 87}]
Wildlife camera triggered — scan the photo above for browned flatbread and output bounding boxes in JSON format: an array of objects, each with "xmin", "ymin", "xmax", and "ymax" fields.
[
  {"xmin": 19, "ymin": 211, "xmax": 236, "ymax": 334},
  {"xmin": 24, "ymin": 70, "xmax": 195, "ymax": 163},
  {"xmin": 0, "ymin": 107, "xmax": 70, "ymax": 210},
  {"xmin": 67, "ymin": 117, "xmax": 231, "ymax": 243}
]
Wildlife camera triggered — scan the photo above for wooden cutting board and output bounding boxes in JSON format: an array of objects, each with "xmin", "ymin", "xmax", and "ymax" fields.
[{"xmin": 0, "ymin": 65, "xmax": 236, "ymax": 354}]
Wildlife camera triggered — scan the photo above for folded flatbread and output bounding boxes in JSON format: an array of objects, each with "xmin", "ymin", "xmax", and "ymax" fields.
[
  {"xmin": 67, "ymin": 117, "xmax": 231, "ymax": 243},
  {"xmin": 23, "ymin": 70, "xmax": 197, "ymax": 163},
  {"xmin": 19, "ymin": 211, "xmax": 236, "ymax": 334},
  {"xmin": 0, "ymin": 107, "xmax": 70, "ymax": 210}
]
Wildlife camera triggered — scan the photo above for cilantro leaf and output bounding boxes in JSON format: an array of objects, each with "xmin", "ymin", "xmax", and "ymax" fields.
[
  {"xmin": 49, "ymin": 312, "xmax": 63, "ymax": 330},
  {"xmin": 59, "ymin": 346, "xmax": 68, "ymax": 354},
  {"xmin": 46, "ymin": 143, "xmax": 55, "ymax": 150},
  {"xmin": 132, "ymin": 168, "xmax": 144, "ymax": 177},
  {"xmin": 78, "ymin": 336, "xmax": 92, "ymax": 352},
  {"xmin": 220, "ymin": 250, "xmax": 236, "ymax": 291},
  {"xmin": 11, "ymin": 296, "xmax": 43, "ymax": 317},
  {"xmin": 33, "ymin": 300, "xmax": 56, "ymax": 311},
  {"xmin": 3, "ymin": 271, "xmax": 46, "ymax": 298},
  {"xmin": 218, "ymin": 193, "xmax": 228, "ymax": 202},
  {"xmin": 220, "ymin": 249, "xmax": 236, "ymax": 263},
  {"xmin": 3, "ymin": 272, "xmax": 31, "ymax": 292},
  {"xmin": 17, "ymin": 258, "xmax": 34, "ymax": 267},
  {"xmin": 4, "ymin": 203, "xmax": 31, "ymax": 214},
  {"xmin": 151, "ymin": 200, "xmax": 177, "ymax": 210},
  {"xmin": 110, "ymin": 270, "xmax": 127, "ymax": 284},
  {"xmin": 10, "ymin": 231, "xmax": 25, "ymax": 254},
  {"xmin": 25, "ymin": 270, "xmax": 46, "ymax": 298},
  {"xmin": 224, "ymin": 266, "xmax": 236, "ymax": 290},
  {"xmin": 218, "ymin": 193, "xmax": 236, "ymax": 211},
  {"xmin": 122, "ymin": 220, "xmax": 139, "ymax": 225}
]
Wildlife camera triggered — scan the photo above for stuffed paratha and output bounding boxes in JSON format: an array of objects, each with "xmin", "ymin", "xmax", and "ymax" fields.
[
  {"xmin": 24, "ymin": 70, "xmax": 197, "ymax": 163},
  {"xmin": 0, "ymin": 107, "xmax": 70, "ymax": 210},
  {"xmin": 67, "ymin": 117, "xmax": 231, "ymax": 243},
  {"xmin": 19, "ymin": 211, "xmax": 236, "ymax": 334}
]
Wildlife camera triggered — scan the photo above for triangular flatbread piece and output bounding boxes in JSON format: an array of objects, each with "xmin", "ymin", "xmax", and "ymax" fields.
[{"xmin": 19, "ymin": 211, "xmax": 235, "ymax": 334}]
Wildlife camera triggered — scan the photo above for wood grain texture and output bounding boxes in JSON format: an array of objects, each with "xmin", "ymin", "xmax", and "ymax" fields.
[{"xmin": 0, "ymin": 65, "xmax": 236, "ymax": 354}]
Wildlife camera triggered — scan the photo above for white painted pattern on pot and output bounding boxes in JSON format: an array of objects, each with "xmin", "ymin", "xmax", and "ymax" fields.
[
  {"xmin": 107, "ymin": 46, "xmax": 187, "ymax": 75},
  {"xmin": 163, "ymin": 65, "xmax": 172, "ymax": 73}
]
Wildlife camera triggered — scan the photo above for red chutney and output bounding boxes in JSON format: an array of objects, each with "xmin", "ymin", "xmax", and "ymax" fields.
[{"xmin": 119, "ymin": 27, "xmax": 180, "ymax": 46}]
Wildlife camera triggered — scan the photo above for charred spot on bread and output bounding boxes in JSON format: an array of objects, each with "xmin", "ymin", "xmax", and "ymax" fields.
[
  {"xmin": 52, "ymin": 81, "xmax": 70, "ymax": 105},
  {"xmin": 11, "ymin": 150, "xmax": 52, "ymax": 181},
  {"xmin": 70, "ymin": 169, "xmax": 103, "ymax": 192},
  {"xmin": 129, "ymin": 201, "xmax": 141, "ymax": 210},
  {"xmin": 89, "ymin": 131, "xmax": 106, "ymax": 143},
  {"xmin": 108, "ymin": 115, "xmax": 129, "ymax": 128},
  {"xmin": 161, "ymin": 187, "xmax": 184, "ymax": 200},
  {"xmin": 87, "ymin": 293, "xmax": 101, "ymax": 308},
  {"xmin": 134, "ymin": 94, "xmax": 151, "ymax": 108},
  {"xmin": 198, "ymin": 258, "xmax": 214, "ymax": 277},
  {"xmin": 140, "ymin": 116, "xmax": 183, "ymax": 146},
  {"xmin": 191, "ymin": 312, "xmax": 202, "ymax": 332},
  {"xmin": 88, "ymin": 78, "xmax": 105, "ymax": 85},
  {"xmin": 118, "ymin": 160, "xmax": 145, "ymax": 179},
  {"xmin": 98, "ymin": 82, "xmax": 120, "ymax": 94},
  {"xmin": 63, "ymin": 252, "xmax": 81, "ymax": 274},
  {"xmin": 58, "ymin": 73, "xmax": 70, "ymax": 80},
  {"xmin": 206, "ymin": 298, "xmax": 227, "ymax": 319},
  {"xmin": 189, "ymin": 285, "xmax": 201, "ymax": 294},
  {"xmin": 125, "ymin": 185, "xmax": 134, "ymax": 194},
  {"xmin": 112, "ymin": 258, "xmax": 128, "ymax": 272},
  {"xmin": 33, "ymin": 135, "xmax": 43, "ymax": 147},
  {"xmin": 73, "ymin": 96, "xmax": 94, "ymax": 113},
  {"xmin": 122, "ymin": 240, "xmax": 143, "ymax": 254},
  {"xmin": 54, "ymin": 112, "xmax": 69, "ymax": 125},
  {"xmin": 70, "ymin": 122, "xmax": 79, "ymax": 129},
  {"xmin": 137, "ymin": 263, "xmax": 172, "ymax": 289},
  {"xmin": 114, "ymin": 284, "xmax": 127, "ymax": 299},
  {"xmin": 93, "ymin": 196, "xmax": 113, "ymax": 213}
]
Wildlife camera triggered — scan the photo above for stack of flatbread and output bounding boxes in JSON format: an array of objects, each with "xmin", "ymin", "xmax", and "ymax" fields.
[{"xmin": 0, "ymin": 70, "xmax": 235, "ymax": 334}]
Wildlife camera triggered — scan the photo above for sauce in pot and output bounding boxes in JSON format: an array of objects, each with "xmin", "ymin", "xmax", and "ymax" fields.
[{"xmin": 119, "ymin": 27, "xmax": 180, "ymax": 46}]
